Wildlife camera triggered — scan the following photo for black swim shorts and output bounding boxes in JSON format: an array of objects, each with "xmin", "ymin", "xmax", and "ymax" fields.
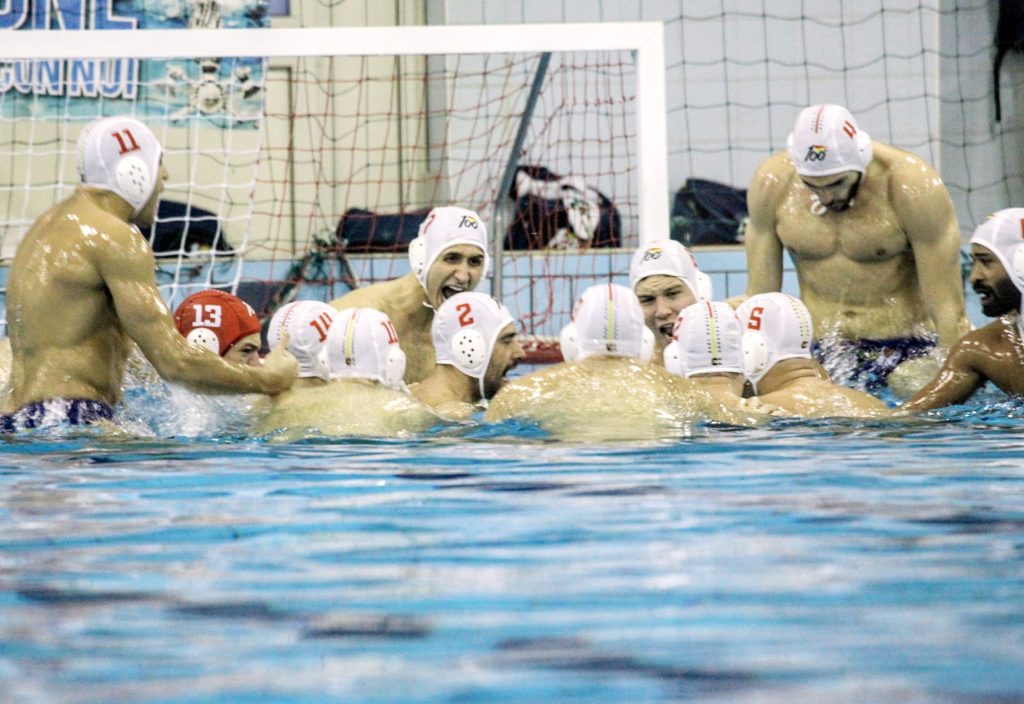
[{"xmin": 0, "ymin": 398, "xmax": 115, "ymax": 433}]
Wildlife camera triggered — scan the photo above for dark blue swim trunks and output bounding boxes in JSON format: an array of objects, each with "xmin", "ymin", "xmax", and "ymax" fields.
[
  {"xmin": 811, "ymin": 335, "xmax": 936, "ymax": 392},
  {"xmin": 0, "ymin": 398, "xmax": 115, "ymax": 433}
]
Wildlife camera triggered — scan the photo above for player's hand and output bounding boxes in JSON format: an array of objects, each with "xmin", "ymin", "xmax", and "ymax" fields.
[{"xmin": 260, "ymin": 331, "xmax": 299, "ymax": 393}]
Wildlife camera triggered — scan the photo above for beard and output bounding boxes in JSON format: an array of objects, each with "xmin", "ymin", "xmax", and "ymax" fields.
[
  {"xmin": 828, "ymin": 175, "xmax": 862, "ymax": 213},
  {"xmin": 975, "ymin": 281, "xmax": 1021, "ymax": 317}
]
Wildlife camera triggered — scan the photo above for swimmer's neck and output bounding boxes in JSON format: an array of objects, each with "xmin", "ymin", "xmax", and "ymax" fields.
[
  {"xmin": 691, "ymin": 373, "xmax": 745, "ymax": 397},
  {"xmin": 755, "ymin": 359, "xmax": 821, "ymax": 395},
  {"xmin": 410, "ymin": 364, "xmax": 480, "ymax": 405},
  {"xmin": 75, "ymin": 186, "xmax": 135, "ymax": 222},
  {"xmin": 385, "ymin": 274, "xmax": 434, "ymax": 321}
]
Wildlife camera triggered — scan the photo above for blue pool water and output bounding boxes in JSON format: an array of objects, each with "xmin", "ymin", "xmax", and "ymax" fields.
[{"xmin": 3, "ymin": 402, "xmax": 1024, "ymax": 703}]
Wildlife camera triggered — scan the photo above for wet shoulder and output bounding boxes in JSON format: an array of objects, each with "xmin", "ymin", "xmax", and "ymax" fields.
[
  {"xmin": 874, "ymin": 142, "xmax": 936, "ymax": 173},
  {"xmin": 330, "ymin": 275, "xmax": 415, "ymax": 313},
  {"xmin": 958, "ymin": 317, "xmax": 1013, "ymax": 354},
  {"xmin": 492, "ymin": 362, "xmax": 570, "ymax": 399},
  {"xmin": 874, "ymin": 143, "xmax": 946, "ymax": 196},
  {"xmin": 19, "ymin": 196, "xmax": 129, "ymax": 256},
  {"xmin": 749, "ymin": 151, "xmax": 796, "ymax": 207}
]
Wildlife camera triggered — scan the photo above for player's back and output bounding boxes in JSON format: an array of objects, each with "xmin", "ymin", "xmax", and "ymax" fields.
[
  {"xmin": 487, "ymin": 357, "xmax": 730, "ymax": 440},
  {"xmin": 757, "ymin": 375, "xmax": 889, "ymax": 418},
  {"xmin": 255, "ymin": 380, "xmax": 438, "ymax": 439},
  {"xmin": 8, "ymin": 193, "xmax": 131, "ymax": 407}
]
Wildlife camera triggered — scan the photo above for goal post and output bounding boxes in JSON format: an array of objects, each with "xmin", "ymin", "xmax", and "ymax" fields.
[{"xmin": 0, "ymin": 23, "xmax": 669, "ymax": 347}]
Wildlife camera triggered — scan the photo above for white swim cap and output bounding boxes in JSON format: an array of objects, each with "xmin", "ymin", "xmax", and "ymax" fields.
[
  {"xmin": 969, "ymin": 208, "xmax": 1024, "ymax": 296},
  {"xmin": 735, "ymin": 292, "xmax": 814, "ymax": 392},
  {"xmin": 432, "ymin": 291, "xmax": 515, "ymax": 399},
  {"xmin": 561, "ymin": 283, "xmax": 654, "ymax": 363},
  {"xmin": 628, "ymin": 239, "xmax": 702, "ymax": 300},
  {"xmin": 695, "ymin": 270, "xmax": 714, "ymax": 301},
  {"xmin": 319, "ymin": 307, "xmax": 406, "ymax": 390},
  {"xmin": 267, "ymin": 301, "xmax": 337, "ymax": 379},
  {"xmin": 408, "ymin": 206, "xmax": 490, "ymax": 295},
  {"xmin": 787, "ymin": 104, "xmax": 872, "ymax": 177},
  {"xmin": 75, "ymin": 116, "xmax": 163, "ymax": 216},
  {"xmin": 664, "ymin": 300, "xmax": 743, "ymax": 377}
]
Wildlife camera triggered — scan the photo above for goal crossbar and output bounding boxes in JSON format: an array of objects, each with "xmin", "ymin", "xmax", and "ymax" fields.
[{"xmin": 1, "ymin": 23, "xmax": 670, "ymax": 246}]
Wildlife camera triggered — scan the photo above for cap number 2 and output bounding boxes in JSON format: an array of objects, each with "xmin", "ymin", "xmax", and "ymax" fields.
[{"xmin": 456, "ymin": 303, "xmax": 474, "ymax": 327}]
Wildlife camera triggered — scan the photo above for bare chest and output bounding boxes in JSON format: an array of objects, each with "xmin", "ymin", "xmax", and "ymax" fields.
[
  {"xmin": 397, "ymin": 318, "xmax": 436, "ymax": 384},
  {"xmin": 775, "ymin": 189, "xmax": 907, "ymax": 263}
]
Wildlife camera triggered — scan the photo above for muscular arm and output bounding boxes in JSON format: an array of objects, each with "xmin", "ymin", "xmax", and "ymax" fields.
[
  {"xmin": 96, "ymin": 226, "xmax": 296, "ymax": 395},
  {"xmin": 891, "ymin": 162, "xmax": 970, "ymax": 346},
  {"xmin": 898, "ymin": 335, "xmax": 983, "ymax": 412},
  {"xmin": 742, "ymin": 156, "xmax": 788, "ymax": 297}
]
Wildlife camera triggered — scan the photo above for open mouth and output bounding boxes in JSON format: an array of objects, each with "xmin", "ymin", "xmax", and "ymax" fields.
[
  {"xmin": 974, "ymin": 286, "xmax": 993, "ymax": 304},
  {"xmin": 441, "ymin": 285, "xmax": 465, "ymax": 302},
  {"xmin": 658, "ymin": 323, "xmax": 675, "ymax": 339}
]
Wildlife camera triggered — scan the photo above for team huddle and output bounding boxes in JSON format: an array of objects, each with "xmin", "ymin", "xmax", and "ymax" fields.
[{"xmin": 1, "ymin": 104, "xmax": 1022, "ymax": 438}]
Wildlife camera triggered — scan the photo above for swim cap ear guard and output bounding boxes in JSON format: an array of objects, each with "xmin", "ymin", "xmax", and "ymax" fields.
[
  {"xmin": 855, "ymin": 129, "xmax": 873, "ymax": 172},
  {"xmin": 741, "ymin": 332, "xmax": 769, "ymax": 392},
  {"xmin": 450, "ymin": 328, "xmax": 488, "ymax": 376},
  {"xmin": 186, "ymin": 327, "xmax": 221, "ymax": 355},
  {"xmin": 695, "ymin": 271, "xmax": 714, "ymax": 301},
  {"xmin": 663, "ymin": 339, "xmax": 683, "ymax": 376},
  {"xmin": 383, "ymin": 345, "xmax": 408, "ymax": 390},
  {"xmin": 639, "ymin": 326, "xmax": 655, "ymax": 364},
  {"xmin": 1012, "ymin": 244, "xmax": 1024, "ymax": 294},
  {"xmin": 115, "ymin": 155, "xmax": 152, "ymax": 208},
  {"xmin": 407, "ymin": 235, "xmax": 425, "ymax": 282},
  {"xmin": 559, "ymin": 323, "xmax": 578, "ymax": 362}
]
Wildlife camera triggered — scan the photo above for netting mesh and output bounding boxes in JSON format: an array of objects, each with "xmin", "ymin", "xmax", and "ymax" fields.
[
  {"xmin": 2, "ymin": 0, "xmax": 1022, "ymax": 352},
  {"xmin": 0, "ymin": 44, "xmax": 641, "ymax": 343},
  {"xmin": 243, "ymin": 49, "xmax": 639, "ymax": 334}
]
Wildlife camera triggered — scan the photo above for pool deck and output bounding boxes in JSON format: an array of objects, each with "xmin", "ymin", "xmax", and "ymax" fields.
[{"xmin": 0, "ymin": 244, "xmax": 988, "ymax": 333}]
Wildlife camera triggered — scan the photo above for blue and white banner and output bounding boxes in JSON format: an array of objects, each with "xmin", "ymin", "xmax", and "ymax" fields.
[{"xmin": 0, "ymin": 0, "xmax": 268, "ymax": 127}]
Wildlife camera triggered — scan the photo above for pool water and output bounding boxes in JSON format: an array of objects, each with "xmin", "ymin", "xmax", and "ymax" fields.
[{"xmin": 3, "ymin": 401, "xmax": 1024, "ymax": 703}]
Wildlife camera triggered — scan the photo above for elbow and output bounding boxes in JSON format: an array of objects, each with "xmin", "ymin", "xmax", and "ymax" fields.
[{"xmin": 149, "ymin": 347, "xmax": 205, "ymax": 386}]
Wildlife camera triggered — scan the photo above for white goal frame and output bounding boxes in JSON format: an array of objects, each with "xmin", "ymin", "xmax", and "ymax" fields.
[{"xmin": 2, "ymin": 22, "xmax": 670, "ymax": 247}]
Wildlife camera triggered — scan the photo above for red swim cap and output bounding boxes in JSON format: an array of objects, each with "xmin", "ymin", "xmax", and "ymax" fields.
[{"xmin": 174, "ymin": 290, "xmax": 261, "ymax": 357}]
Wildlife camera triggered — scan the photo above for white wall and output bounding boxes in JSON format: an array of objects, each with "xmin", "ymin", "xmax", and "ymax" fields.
[
  {"xmin": 5, "ymin": 1, "xmax": 1015, "ymax": 261},
  {"xmin": 428, "ymin": 0, "xmax": 1023, "ymax": 235}
]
